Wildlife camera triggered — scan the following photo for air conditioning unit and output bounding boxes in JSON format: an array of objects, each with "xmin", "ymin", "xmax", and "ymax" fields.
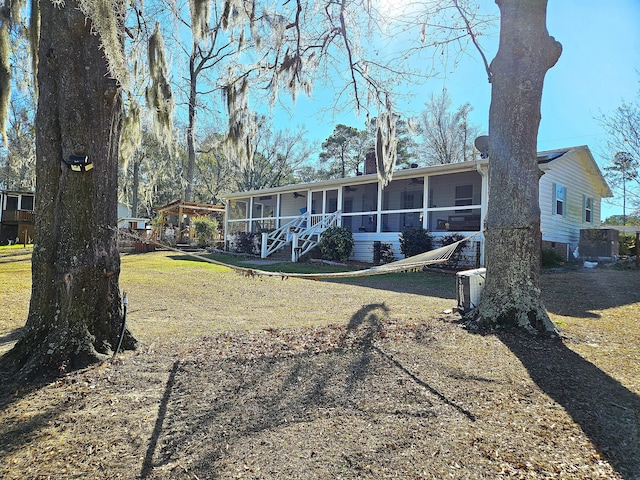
[{"xmin": 456, "ymin": 268, "xmax": 486, "ymax": 314}]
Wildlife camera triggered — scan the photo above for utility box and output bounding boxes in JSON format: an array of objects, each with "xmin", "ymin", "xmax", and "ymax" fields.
[
  {"xmin": 579, "ymin": 228, "xmax": 619, "ymax": 259},
  {"xmin": 456, "ymin": 268, "xmax": 486, "ymax": 314}
]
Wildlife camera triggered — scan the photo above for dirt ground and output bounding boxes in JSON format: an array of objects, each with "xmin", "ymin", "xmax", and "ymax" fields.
[{"xmin": 0, "ymin": 251, "xmax": 639, "ymax": 479}]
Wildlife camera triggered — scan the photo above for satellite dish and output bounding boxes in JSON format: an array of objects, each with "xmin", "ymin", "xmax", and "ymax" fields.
[{"xmin": 474, "ymin": 135, "xmax": 489, "ymax": 159}]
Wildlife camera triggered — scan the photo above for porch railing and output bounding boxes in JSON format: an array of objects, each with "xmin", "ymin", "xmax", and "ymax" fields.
[
  {"xmin": 1, "ymin": 209, "xmax": 35, "ymax": 223},
  {"xmin": 292, "ymin": 210, "xmax": 341, "ymax": 261},
  {"xmin": 261, "ymin": 210, "xmax": 341, "ymax": 259}
]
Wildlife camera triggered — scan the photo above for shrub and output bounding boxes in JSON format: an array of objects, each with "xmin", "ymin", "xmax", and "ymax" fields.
[
  {"xmin": 233, "ymin": 232, "xmax": 259, "ymax": 255},
  {"xmin": 378, "ymin": 242, "xmax": 396, "ymax": 264},
  {"xmin": 619, "ymin": 233, "xmax": 636, "ymax": 257},
  {"xmin": 373, "ymin": 241, "xmax": 396, "ymax": 265},
  {"xmin": 399, "ymin": 226, "xmax": 432, "ymax": 258},
  {"xmin": 542, "ymin": 248, "xmax": 564, "ymax": 267},
  {"xmin": 440, "ymin": 233, "xmax": 466, "ymax": 266},
  {"xmin": 319, "ymin": 226, "xmax": 354, "ymax": 262},
  {"xmin": 192, "ymin": 216, "xmax": 219, "ymax": 247}
]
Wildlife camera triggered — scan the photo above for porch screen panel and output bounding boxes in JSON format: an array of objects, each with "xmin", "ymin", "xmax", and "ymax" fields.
[
  {"xmin": 252, "ymin": 195, "xmax": 277, "ymax": 219},
  {"xmin": 228, "ymin": 199, "xmax": 250, "ymax": 220},
  {"xmin": 311, "ymin": 191, "xmax": 323, "ymax": 214},
  {"xmin": 344, "ymin": 214, "xmax": 377, "ymax": 233},
  {"xmin": 227, "ymin": 221, "xmax": 249, "ymax": 234},
  {"xmin": 382, "ymin": 178, "xmax": 424, "ymax": 210},
  {"xmin": 428, "ymin": 171, "xmax": 482, "ymax": 232},
  {"xmin": 252, "ymin": 219, "xmax": 276, "ymax": 232},
  {"xmin": 381, "ymin": 212, "xmax": 422, "ymax": 232},
  {"xmin": 326, "ymin": 189, "xmax": 338, "ymax": 213},
  {"xmin": 342, "ymin": 183, "xmax": 378, "ymax": 213},
  {"xmin": 281, "ymin": 192, "xmax": 308, "ymax": 216}
]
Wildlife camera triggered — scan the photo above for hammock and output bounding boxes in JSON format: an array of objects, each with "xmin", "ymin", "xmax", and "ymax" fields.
[{"xmin": 118, "ymin": 229, "xmax": 481, "ymax": 280}]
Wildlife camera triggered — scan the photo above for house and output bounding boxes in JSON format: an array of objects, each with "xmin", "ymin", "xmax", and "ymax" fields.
[
  {"xmin": 117, "ymin": 202, "xmax": 150, "ymax": 231},
  {"xmin": 222, "ymin": 145, "xmax": 611, "ymax": 264},
  {"xmin": 0, "ymin": 190, "xmax": 36, "ymax": 245}
]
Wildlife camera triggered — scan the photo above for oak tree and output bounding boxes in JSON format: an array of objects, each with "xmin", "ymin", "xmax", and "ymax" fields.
[{"xmin": 469, "ymin": 0, "xmax": 562, "ymax": 334}]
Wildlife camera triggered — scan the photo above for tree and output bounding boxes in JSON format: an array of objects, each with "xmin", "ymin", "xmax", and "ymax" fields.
[
  {"xmin": 179, "ymin": 1, "xmax": 250, "ymax": 202},
  {"xmin": 599, "ymin": 97, "xmax": 640, "ymax": 217},
  {"xmin": 2, "ymin": 0, "xmax": 137, "ymax": 377},
  {"xmin": 119, "ymin": 129, "xmax": 185, "ymax": 217},
  {"xmin": 418, "ymin": 89, "xmax": 479, "ymax": 165},
  {"xmin": 605, "ymin": 152, "xmax": 639, "ymax": 223},
  {"xmin": 235, "ymin": 124, "xmax": 314, "ymax": 191},
  {"xmin": 1, "ymin": 97, "xmax": 36, "ymax": 190},
  {"xmin": 319, "ymin": 124, "xmax": 367, "ymax": 178},
  {"xmin": 468, "ymin": 0, "xmax": 561, "ymax": 335},
  {"xmin": 364, "ymin": 116, "xmax": 419, "ymax": 169}
]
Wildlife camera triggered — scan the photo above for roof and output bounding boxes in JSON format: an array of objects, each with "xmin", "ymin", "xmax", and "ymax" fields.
[
  {"xmin": 537, "ymin": 145, "xmax": 612, "ymax": 198},
  {"xmin": 223, "ymin": 145, "xmax": 612, "ymax": 200},
  {"xmin": 154, "ymin": 199, "xmax": 225, "ymax": 217},
  {"xmin": 224, "ymin": 159, "xmax": 488, "ymax": 199}
]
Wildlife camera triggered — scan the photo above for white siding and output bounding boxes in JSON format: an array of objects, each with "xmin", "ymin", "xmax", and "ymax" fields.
[{"xmin": 539, "ymin": 149, "xmax": 604, "ymax": 250}]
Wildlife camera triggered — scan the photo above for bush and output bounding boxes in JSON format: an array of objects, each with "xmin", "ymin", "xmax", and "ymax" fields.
[
  {"xmin": 542, "ymin": 248, "xmax": 564, "ymax": 267},
  {"xmin": 440, "ymin": 233, "xmax": 466, "ymax": 267},
  {"xmin": 319, "ymin": 226, "xmax": 354, "ymax": 262},
  {"xmin": 378, "ymin": 242, "xmax": 396, "ymax": 264},
  {"xmin": 619, "ymin": 233, "xmax": 636, "ymax": 256},
  {"xmin": 399, "ymin": 226, "xmax": 432, "ymax": 258},
  {"xmin": 373, "ymin": 241, "xmax": 396, "ymax": 265},
  {"xmin": 233, "ymin": 232, "xmax": 259, "ymax": 255},
  {"xmin": 192, "ymin": 216, "xmax": 219, "ymax": 247}
]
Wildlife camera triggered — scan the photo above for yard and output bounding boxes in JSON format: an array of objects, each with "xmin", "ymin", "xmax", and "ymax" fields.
[{"xmin": 0, "ymin": 247, "xmax": 639, "ymax": 479}]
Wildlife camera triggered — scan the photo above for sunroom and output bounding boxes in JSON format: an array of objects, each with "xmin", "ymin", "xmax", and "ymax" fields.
[{"xmin": 223, "ymin": 159, "xmax": 488, "ymax": 263}]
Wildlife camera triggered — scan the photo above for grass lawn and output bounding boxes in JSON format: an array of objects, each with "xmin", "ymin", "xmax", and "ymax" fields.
[{"xmin": 0, "ymin": 248, "xmax": 639, "ymax": 479}]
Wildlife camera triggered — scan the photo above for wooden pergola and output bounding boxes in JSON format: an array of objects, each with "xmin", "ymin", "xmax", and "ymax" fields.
[{"xmin": 154, "ymin": 200, "xmax": 225, "ymax": 244}]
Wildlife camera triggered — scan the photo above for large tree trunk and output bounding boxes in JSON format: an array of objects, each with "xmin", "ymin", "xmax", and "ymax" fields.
[
  {"xmin": 470, "ymin": 0, "xmax": 562, "ymax": 334},
  {"xmin": 3, "ymin": 0, "xmax": 136, "ymax": 377}
]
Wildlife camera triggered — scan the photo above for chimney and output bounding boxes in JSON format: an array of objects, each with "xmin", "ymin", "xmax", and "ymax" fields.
[{"xmin": 365, "ymin": 150, "xmax": 377, "ymax": 175}]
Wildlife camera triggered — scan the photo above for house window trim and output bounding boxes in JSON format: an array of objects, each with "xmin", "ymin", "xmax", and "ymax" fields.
[
  {"xmin": 552, "ymin": 183, "xmax": 566, "ymax": 217},
  {"xmin": 583, "ymin": 195, "xmax": 594, "ymax": 223}
]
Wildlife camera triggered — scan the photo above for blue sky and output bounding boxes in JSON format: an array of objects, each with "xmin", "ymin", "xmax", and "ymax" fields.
[{"xmin": 269, "ymin": 0, "xmax": 640, "ymax": 220}]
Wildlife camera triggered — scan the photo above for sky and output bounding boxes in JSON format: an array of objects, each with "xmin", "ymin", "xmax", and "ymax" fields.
[{"xmin": 268, "ymin": 0, "xmax": 640, "ymax": 220}]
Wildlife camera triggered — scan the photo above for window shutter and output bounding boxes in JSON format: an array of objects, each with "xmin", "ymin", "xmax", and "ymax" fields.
[
  {"xmin": 552, "ymin": 183, "xmax": 557, "ymax": 215},
  {"xmin": 582, "ymin": 195, "xmax": 586, "ymax": 222}
]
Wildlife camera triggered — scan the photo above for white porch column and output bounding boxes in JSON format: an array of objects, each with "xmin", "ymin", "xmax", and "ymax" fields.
[
  {"xmin": 248, "ymin": 196, "xmax": 254, "ymax": 232},
  {"xmin": 477, "ymin": 163, "xmax": 489, "ymax": 231},
  {"xmin": 423, "ymin": 175, "xmax": 430, "ymax": 230},
  {"xmin": 291, "ymin": 232, "xmax": 299, "ymax": 262},
  {"xmin": 477, "ymin": 163, "xmax": 489, "ymax": 266},
  {"xmin": 261, "ymin": 232, "xmax": 268, "ymax": 258}
]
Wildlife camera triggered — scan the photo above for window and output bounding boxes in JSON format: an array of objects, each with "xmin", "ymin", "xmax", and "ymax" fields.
[
  {"xmin": 21, "ymin": 195, "xmax": 34, "ymax": 211},
  {"xmin": 553, "ymin": 184, "xmax": 566, "ymax": 216},
  {"xmin": 5, "ymin": 196, "xmax": 18, "ymax": 211},
  {"xmin": 455, "ymin": 185, "xmax": 473, "ymax": 207},
  {"xmin": 584, "ymin": 196, "xmax": 594, "ymax": 223}
]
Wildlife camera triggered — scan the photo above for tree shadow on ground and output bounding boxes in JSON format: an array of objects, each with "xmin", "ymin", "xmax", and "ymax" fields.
[
  {"xmin": 0, "ymin": 328, "xmax": 23, "ymax": 353},
  {"xmin": 138, "ymin": 303, "xmax": 473, "ymax": 479},
  {"xmin": 498, "ymin": 332, "xmax": 640, "ymax": 479}
]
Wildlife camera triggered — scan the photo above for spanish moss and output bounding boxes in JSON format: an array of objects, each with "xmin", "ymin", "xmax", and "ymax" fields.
[
  {"xmin": 145, "ymin": 23, "xmax": 174, "ymax": 148},
  {"xmin": 0, "ymin": 21, "xmax": 10, "ymax": 147}
]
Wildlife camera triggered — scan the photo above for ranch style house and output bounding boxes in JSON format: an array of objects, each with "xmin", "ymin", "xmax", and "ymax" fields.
[{"xmin": 223, "ymin": 145, "xmax": 611, "ymax": 265}]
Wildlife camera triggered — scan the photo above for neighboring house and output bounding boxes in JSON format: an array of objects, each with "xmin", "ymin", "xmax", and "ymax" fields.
[
  {"xmin": 0, "ymin": 190, "xmax": 36, "ymax": 245},
  {"xmin": 117, "ymin": 202, "xmax": 150, "ymax": 231},
  {"xmin": 223, "ymin": 145, "xmax": 610, "ymax": 264}
]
